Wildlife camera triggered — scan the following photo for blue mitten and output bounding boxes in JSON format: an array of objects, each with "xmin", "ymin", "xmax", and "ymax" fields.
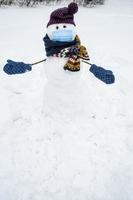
[
  {"xmin": 89, "ymin": 64, "xmax": 115, "ymax": 84},
  {"xmin": 3, "ymin": 60, "xmax": 32, "ymax": 75}
]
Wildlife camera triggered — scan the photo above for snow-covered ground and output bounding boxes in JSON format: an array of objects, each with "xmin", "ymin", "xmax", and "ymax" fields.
[{"xmin": 0, "ymin": 0, "xmax": 133, "ymax": 199}]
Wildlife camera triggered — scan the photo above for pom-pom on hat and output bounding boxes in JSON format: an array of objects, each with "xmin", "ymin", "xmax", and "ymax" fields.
[{"xmin": 47, "ymin": 2, "xmax": 78, "ymax": 27}]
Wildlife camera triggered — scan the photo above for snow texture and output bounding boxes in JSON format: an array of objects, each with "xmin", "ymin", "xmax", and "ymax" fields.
[{"xmin": 0, "ymin": 0, "xmax": 133, "ymax": 199}]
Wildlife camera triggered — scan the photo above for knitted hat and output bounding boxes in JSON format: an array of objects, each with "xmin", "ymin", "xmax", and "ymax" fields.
[{"xmin": 47, "ymin": 2, "xmax": 78, "ymax": 27}]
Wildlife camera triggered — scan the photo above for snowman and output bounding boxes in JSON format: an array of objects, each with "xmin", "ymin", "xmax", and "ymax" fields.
[{"xmin": 42, "ymin": 2, "xmax": 90, "ymax": 120}]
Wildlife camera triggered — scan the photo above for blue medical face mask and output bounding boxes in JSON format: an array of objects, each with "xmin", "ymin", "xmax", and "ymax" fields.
[{"xmin": 52, "ymin": 30, "xmax": 73, "ymax": 42}]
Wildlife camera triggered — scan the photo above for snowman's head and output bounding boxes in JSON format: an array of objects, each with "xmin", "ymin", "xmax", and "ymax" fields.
[
  {"xmin": 47, "ymin": 23, "xmax": 76, "ymax": 42},
  {"xmin": 46, "ymin": 2, "xmax": 78, "ymax": 42}
]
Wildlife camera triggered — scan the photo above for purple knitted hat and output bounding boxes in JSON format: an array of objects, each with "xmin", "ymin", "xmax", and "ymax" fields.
[{"xmin": 47, "ymin": 2, "xmax": 78, "ymax": 27}]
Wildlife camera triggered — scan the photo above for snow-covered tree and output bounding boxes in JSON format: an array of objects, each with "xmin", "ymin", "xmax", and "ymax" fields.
[
  {"xmin": 0, "ymin": 0, "xmax": 13, "ymax": 6},
  {"xmin": 0, "ymin": 0, "xmax": 105, "ymax": 7}
]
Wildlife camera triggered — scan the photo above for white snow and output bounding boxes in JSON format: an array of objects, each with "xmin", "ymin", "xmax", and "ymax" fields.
[{"xmin": 0, "ymin": 0, "xmax": 133, "ymax": 199}]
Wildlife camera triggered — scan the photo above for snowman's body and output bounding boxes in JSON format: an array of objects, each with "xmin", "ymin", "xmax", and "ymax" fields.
[
  {"xmin": 43, "ymin": 57, "xmax": 88, "ymax": 120},
  {"xmin": 42, "ymin": 3, "xmax": 89, "ymax": 120}
]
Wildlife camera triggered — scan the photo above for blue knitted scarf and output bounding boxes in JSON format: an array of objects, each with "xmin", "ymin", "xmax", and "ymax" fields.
[{"xmin": 43, "ymin": 34, "xmax": 78, "ymax": 57}]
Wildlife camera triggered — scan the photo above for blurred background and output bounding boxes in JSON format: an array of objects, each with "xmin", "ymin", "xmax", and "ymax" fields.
[{"xmin": 0, "ymin": 0, "xmax": 105, "ymax": 7}]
